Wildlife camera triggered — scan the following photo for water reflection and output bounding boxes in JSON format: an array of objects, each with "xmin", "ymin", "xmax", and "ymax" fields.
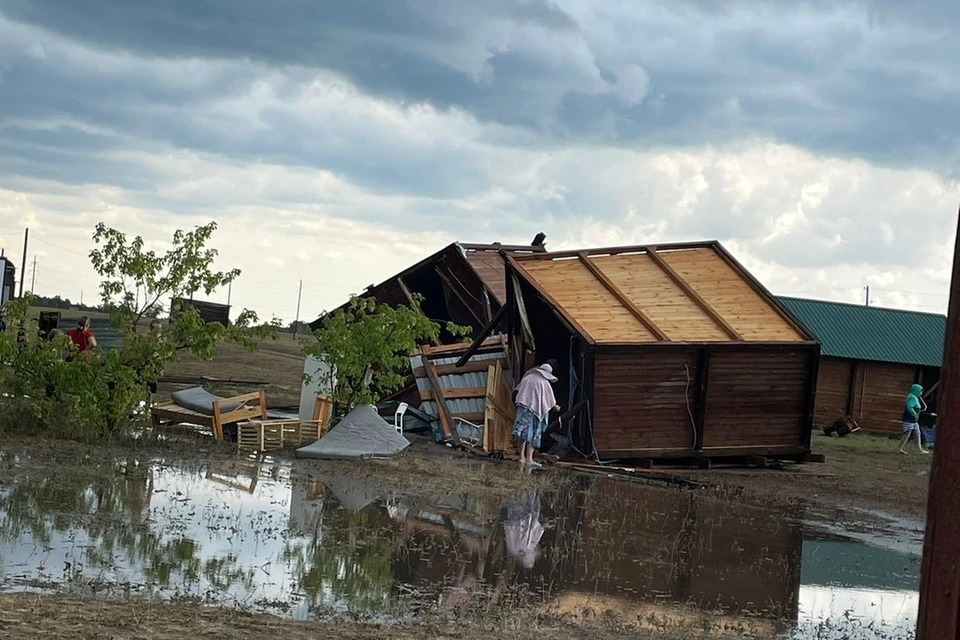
[{"xmin": 0, "ymin": 456, "xmax": 922, "ymax": 638}]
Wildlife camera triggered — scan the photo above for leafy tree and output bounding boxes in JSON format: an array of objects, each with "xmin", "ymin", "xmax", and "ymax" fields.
[
  {"xmin": 0, "ymin": 221, "xmax": 276, "ymax": 440},
  {"xmin": 304, "ymin": 296, "xmax": 470, "ymax": 410}
]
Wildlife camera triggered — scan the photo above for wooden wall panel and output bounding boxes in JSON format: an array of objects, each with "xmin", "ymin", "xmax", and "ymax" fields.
[
  {"xmin": 521, "ymin": 259, "xmax": 654, "ymax": 342},
  {"xmin": 589, "ymin": 253, "xmax": 726, "ymax": 341},
  {"xmin": 813, "ymin": 357, "xmax": 853, "ymax": 426},
  {"xmin": 465, "ymin": 252, "xmax": 507, "ymax": 304},
  {"xmin": 701, "ymin": 348, "xmax": 811, "ymax": 450},
  {"xmin": 853, "ymin": 361, "xmax": 918, "ymax": 435},
  {"xmin": 660, "ymin": 248, "xmax": 805, "ymax": 342},
  {"xmin": 592, "ymin": 348, "xmax": 699, "ymax": 452}
]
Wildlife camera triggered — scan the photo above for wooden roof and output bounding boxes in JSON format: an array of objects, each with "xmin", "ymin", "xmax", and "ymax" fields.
[{"xmin": 510, "ymin": 242, "xmax": 812, "ymax": 344}]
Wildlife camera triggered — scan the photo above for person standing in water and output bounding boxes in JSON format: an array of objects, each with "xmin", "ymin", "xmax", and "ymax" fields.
[
  {"xmin": 512, "ymin": 359, "xmax": 560, "ymax": 468},
  {"xmin": 899, "ymin": 383, "xmax": 929, "ymax": 455}
]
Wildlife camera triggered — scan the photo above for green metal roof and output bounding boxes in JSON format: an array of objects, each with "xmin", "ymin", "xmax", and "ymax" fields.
[{"xmin": 779, "ymin": 297, "xmax": 946, "ymax": 367}]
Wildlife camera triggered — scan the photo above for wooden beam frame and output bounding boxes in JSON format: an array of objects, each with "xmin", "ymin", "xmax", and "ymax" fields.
[
  {"xmin": 455, "ymin": 304, "xmax": 508, "ymax": 368},
  {"xmin": 577, "ymin": 252, "xmax": 670, "ymax": 341},
  {"xmin": 434, "ymin": 261, "xmax": 487, "ymax": 328},
  {"xmin": 398, "ymin": 275, "xmax": 441, "ymax": 346},
  {"xmin": 511, "ymin": 240, "xmax": 717, "ymax": 262},
  {"xmin": 645, "ymin": 246, "xmax": 743, "ymax": 341}
]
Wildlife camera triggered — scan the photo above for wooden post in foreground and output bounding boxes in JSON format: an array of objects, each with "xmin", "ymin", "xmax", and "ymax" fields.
[{"xmin": 917, "ymin": 205, "xmax": 960, "ymax": 638}]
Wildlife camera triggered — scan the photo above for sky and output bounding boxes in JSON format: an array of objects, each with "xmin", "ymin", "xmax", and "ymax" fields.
[{"xmin": 0, "ymin": 0, "xmax": 958, "ymax": 323}]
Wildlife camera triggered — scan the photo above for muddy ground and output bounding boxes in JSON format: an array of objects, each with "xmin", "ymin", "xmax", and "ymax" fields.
[{"xmin": 0, "ymin": 593, "xmax": 773, "ymax": 640}]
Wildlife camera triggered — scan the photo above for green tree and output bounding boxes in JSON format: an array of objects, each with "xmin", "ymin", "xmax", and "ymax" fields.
[
  {"xmin": 0, "ymin": 221, "xmax": 276, "ymax": 439},
  {"xmin": 304, "ymin": 296, "xmax": 469, "ymax": 410}
]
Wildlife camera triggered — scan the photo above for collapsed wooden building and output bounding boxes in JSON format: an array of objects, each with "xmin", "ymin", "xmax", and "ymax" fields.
[
  {"xmin": 461, "ymin": 241, "xmax": 822, "ymax": 462},
  {"xmin": 308, "ymin": 237, "xmax": 546, "ymax": 342}
]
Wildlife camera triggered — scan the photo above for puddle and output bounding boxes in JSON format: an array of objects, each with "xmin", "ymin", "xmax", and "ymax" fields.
[{"xmin": 0, "ymin": 455, "xmax": 921, "ymax": 638}]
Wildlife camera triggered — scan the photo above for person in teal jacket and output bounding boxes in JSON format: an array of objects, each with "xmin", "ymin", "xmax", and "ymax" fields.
[{"xmin": 899, "ymin": 383, "xmax": 929, "ymax": 454}]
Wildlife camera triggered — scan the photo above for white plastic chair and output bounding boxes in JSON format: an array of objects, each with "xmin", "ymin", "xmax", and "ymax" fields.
[{"xmin": 394, "ymin": 402, "xmax": 409, "ymax": 434}]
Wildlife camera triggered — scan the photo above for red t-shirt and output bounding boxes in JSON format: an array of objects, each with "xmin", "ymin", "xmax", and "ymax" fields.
[{"xmin": 66, "ymin": 328, "xmax": 94, "ymax": 352}]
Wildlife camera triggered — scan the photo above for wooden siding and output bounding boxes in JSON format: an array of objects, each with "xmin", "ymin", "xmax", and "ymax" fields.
[
  {"xmin": 590, "ymin": 253, "xmax": 727, "ymax": 341},
  {"xmin": 592, "ymin": 345, "xmax": 815, "ymax": 457},
  {"xmin": 520, "ymin": 257, "xmax": 656, "ymax": 343},
  {"xmin": 465, "ymin": 251, "xmax": 507, "ymax": 304},
  {"xmin": 813, "ymin": 356, "xmax": 854, "ymax": 426},
  {"xmin": 701, "ymin": 349, "xmax": 812, "ymax": 450},
  {"xmin": 662, "ymin": 249, "xmax": 805, "ymax": 341},
  {"xmin": 514, "ymin": 244, "xmax": 809, "ymax": 344},
  {"xmin": 592, "ymin": 348, "xmax": 698, "ymax": 453}
]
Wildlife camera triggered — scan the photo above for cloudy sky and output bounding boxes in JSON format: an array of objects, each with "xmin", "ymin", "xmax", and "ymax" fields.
[{"xmin": 0, "ymin": 0, "xmax": 957, "ymax": 322}]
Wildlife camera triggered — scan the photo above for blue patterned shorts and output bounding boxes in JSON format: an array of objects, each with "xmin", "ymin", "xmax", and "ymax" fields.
[{"xmin": 513, "ymin": 405, "xmax": 547, "ymax": 449}]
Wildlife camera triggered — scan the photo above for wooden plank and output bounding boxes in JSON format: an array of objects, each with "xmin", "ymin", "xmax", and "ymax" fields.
[
  {"xmin": 398, "ymin": 275, "xmax": 441, "ymax": 346},
  {"xmin": 647, "ymin": 246, "xmax": 743, "ymax": 341},
  {"xmin": 423, "ymin": 358, "xmax": 459, "ymax": 444},
  {"xmin": 415, "ymin": 358, "xmax": 507, "ymax": 377},
  {"xmin": 512, "ymin": 240, "xmax": 716, "ymax": 262},
  {"xmin": 707, "ymin": 241, "xmax": 813, "ymax": 339},
  {"xmin": 435, "ymin": 261, "xmax": 486, "ymax": 327},
  {"xmin": 508, "ymin": 256, "xmax": 595, "ymax": 344},
  {"xmin": 577, "ymin": 252, "xmax": 671, "ymax": 341},
  {"xmin": 418, "ymin": 386, "xmax": 488, "ymax": 401},
  {"xmin": 455, "ymin": 305, "xmax": 508, "ymax": 368}
]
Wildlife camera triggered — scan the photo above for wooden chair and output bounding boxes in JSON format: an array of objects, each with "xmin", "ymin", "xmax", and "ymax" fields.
[{"xmin": 236, "ymin": 395, "xmax": 334, "ymax": 453}]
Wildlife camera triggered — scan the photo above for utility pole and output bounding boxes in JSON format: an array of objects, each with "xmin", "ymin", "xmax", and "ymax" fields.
[
  {"xmin": 18, "ymin": 228, "xmax": 28, "ymax": 298},
  {"xmin": 864, "ymin": 285, "xmax": 871, "ymax": 307},
  {"xmin": 293, "ymin": 279, "xmax": 303, "ymax": 337},
  {"xmin": 917, "ymin": 203, "xmax": 960, "ymax": 637},
  {"xmin": 29, "ymin": 256, "xmax": 37, "ymax": 293},
  {"xmin": 227, "ymin": 280, "xmax": 232, "ymax": 307}
]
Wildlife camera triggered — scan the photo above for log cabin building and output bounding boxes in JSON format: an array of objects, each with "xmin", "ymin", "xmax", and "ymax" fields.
[{"xmin": 778, "ymin": 297, "xmax": 946, "ymax": 435}]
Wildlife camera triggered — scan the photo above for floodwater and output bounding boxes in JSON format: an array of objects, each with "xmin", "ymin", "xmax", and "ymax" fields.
[{"xmin": 0, "ymin": 454, "xmax": 921, "ymax": 639}]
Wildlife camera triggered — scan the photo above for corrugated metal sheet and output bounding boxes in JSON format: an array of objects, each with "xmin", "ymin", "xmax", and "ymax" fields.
[
  {"xmin": 410, "ymin": 350, "xmax": 513, "ymax": 421},
  {"xmin": 779, "ymin": 296, "xmax": 946, "ymax": 367},
  {"xmin": 87, "ymin": 317, "xmax": 123, "ymax": 352}
]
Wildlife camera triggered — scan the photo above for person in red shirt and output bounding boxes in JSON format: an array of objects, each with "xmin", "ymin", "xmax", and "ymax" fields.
[{"xmin": 65, "ymin": 316, "xmax": 97, "ymax": 362}]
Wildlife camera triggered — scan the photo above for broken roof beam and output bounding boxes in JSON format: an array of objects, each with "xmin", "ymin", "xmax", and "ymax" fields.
[
  {"xmin": 646, "ymin": 246, "xmax": 744, "ymax": 341},
  {"xmin": 577, "ymin": 252, "xmax": 671, "ymax": 342},
  {"xmin": 456, "ymin": 304, "xmax": 508, "ymax": 368},
  {"xmin": 460, "ymin": 242, "xmax": 548, "ymax": 253},
  {"xmin": 398, "ymin": 276, "xmax": 441, "ymax": 346}
]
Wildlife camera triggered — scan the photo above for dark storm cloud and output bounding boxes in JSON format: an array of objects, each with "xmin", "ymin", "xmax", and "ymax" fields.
[{"xmin": 2, "ymin": 0, "xmax": 960, "ymax": 195}]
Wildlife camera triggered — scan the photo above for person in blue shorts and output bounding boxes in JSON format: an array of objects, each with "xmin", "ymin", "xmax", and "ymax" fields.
[{"xmin": 899, "ymin": 383, "xmax": 929, "ymax": 455}]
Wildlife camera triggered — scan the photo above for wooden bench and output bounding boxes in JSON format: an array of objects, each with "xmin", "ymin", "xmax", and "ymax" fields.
[{"xmin": 151, "ymin": 391, "xmax": 269, "ymax": 440}]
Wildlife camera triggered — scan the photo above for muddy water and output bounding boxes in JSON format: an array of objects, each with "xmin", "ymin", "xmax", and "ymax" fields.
[{"xmin": 0, "ymin": 455, "xmax": 920, "ymax": 639}]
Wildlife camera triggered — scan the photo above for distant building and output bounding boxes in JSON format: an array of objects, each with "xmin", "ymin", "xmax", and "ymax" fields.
[
  {"xmin": 1, "ymin": 257, "xmax": 15, "ymax": 305},
  {"xmin": 779, "ymin": 297, "xmax": 945, "ymax": 435}
]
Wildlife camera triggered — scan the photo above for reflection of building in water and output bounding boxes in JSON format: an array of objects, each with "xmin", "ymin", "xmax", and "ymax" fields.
[
  {"xmin": 289, "ymin": 476, "xmax": 325, "ymax": 535},
  {"xmin": 557, "ymin": 477, "xmax": 802, "ymax": 626}
]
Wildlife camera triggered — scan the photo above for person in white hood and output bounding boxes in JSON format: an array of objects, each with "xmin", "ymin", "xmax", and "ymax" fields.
[{"xmin": 512, "ymin": 359, "xmax": 560, "ymax": 468}]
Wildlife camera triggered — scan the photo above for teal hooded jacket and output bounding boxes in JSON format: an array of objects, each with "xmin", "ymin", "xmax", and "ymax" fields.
[{"xmin": 903, "ymin": 384, "xmax": 924, "ymax": 423}]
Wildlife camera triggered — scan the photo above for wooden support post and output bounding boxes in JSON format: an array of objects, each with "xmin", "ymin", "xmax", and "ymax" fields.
[
  {"xmin": 646, "ymin": 247, "xmax": 744, "ymax": 341},
  {"xmin": 423, "ymin": 357, "xmax": 459, "ymax": 445},
  {"xmin": 917, "ymin": 205, "xmax": 960, "ymax": 639},
  {"xmin": 399, "ymin": 276, "xmax": 441, "ymax": 346},
  {"xmin": 435, "ymin": 263, "xmax": 485, "ymax": 328},
  {"xmin": 576, "ymin": 252, "xmax": 670, "ymax": 341}
]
